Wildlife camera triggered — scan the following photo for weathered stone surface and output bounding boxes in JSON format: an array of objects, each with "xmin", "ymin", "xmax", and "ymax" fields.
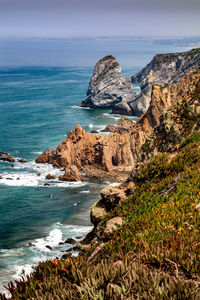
[
  {"xmin": 103, "ymin": 217, "xmax": 123, "ymax": 239},
  {"xmin": 111, "ymin": 102, "xmax": 132, "ymax": 115},
  {"xmin": 91, "ymin": 200, "xmax": 107, "ymax": 226},
  {"xmin": 59, "ymin": 164, "xmax": 83, "ymax": 181},
  {"xmin": 65, "ymin": 238, "xmax": 76, "ymax": 245},
  {"xmin": 101, "ymin": 186, "xmax": 126, "ymax": 209},
  {"xmin": 130, "ymin": 48, "xmax": 200, "ymax": 116},
  {"xmin": 81, "ymin": 55, "xmax": 135, "ymax": 108},
  {"xmin": 88, "ymin": 243, "xmax": 105, "ymax": 264},
  {"xmin": 76, "ymin": 243, "xmax": 91, "ymax": 252}
]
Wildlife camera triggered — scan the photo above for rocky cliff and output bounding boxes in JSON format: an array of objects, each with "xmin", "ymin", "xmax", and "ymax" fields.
[
  {"xmin": 81, "ymin": 55, "xmax": 136, "ymax": 110},
  {"xmin": 81, "ymin": 49, "xmax": 200, "ymax": 117},
  {"xmin": 129, "ymin": 48, "xmax": 200, "ymax": 116},
  {"xmin": 36, "ymin": 69, "xmax": 200, "ymax": 182}
]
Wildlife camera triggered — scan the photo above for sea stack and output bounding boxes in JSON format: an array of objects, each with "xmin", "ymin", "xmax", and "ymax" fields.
[{"xmin": 81, "ymin": 55, "xmax": 136, "ymax": 110}]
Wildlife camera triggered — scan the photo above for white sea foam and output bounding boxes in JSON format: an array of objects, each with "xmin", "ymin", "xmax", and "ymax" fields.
[
  {"xmin": 71, "ymin": 105, "xmax": 92, "ymax": 110},
  {"xmin": 80, "ymin": 190, "xmax": 90, "ymax": 194},
  {"xmin": 0, "ymin": 222, "xmax": 93, "ymax": 296},
  {"xmin": 0, "ymin": 160, "xmax": 86, "ymax": 188},
  {"xmin": 34, "ymin": 228, "xmax": 63, "ymax": 252}
]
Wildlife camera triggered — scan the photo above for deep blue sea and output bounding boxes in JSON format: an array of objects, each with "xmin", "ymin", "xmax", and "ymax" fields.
[{"xmin": 0, "ymin": 38, "xmax": 188, "ymax": 293}]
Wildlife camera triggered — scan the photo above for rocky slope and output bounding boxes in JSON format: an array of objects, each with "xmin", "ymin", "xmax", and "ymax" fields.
[
  {"xmin": 36, "ymin": 69, "xmax": 200, "ymax": 183},
  {"xmin": 129, "ymin": 48, "xmax": 200, "ymax": 116},
  {"xmin": 81, "ymin": 55, "xmax": 136, "ymax": 110}
]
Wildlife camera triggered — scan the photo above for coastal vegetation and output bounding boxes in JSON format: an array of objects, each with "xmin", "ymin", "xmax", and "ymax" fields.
[{"xmin": 1, "ymin": 131, "xmax": 200, "ymax": 299}]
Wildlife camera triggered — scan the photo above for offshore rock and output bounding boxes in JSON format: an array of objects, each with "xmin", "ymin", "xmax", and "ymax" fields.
[
  {"xmin": 0, "ymin": 156, "xmax": 15, "ymax": 162},
  {"xmin": 81, "ymin": 55, "xmax": 136, "ymax": 108}
]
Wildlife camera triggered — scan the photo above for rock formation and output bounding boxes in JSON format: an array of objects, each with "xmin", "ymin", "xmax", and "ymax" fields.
[
  {"xmin": 129, "ymin": 48, "xmax": 200, "ymax": 116},
  {"xmin": 81, "ymin": 49, "xmax": 200, "ymax": 117},
  {"xmin": 81, "ymin": 55, "xmax": 136, "ymax": 108},
  {"xmin": 36, "ymin": 69, "xmax": 200, "ymax": 182}
]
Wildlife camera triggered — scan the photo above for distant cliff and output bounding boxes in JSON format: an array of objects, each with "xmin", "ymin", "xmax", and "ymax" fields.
[
  {"xmin": 129, "ymin": 48, "xmax": 200, "ymax": 116},
  {"xmin": 81, "ymin": 49, "xmax": 200, "ymax": 117}
]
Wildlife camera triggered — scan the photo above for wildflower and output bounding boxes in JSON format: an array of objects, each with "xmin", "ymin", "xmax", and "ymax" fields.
[
  {"xmin": 51, "ymin": 258, "xmax": 58, "ymax": 266},
  {"xmin": 62, "ymin": 265, "xmax": 68, "ymax": 272}
]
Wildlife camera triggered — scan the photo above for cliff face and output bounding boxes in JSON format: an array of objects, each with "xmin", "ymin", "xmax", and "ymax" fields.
[
  {"xmin": 81, "ymin": 55, "xmax": 135, "ymax": 109},
  {"xmin": 36, "ymin": 69, "xmax": 200, "ymax": 181},
  {"xmin": 130, "ymin": 48, "xmax": 200, "ymax": 116}
]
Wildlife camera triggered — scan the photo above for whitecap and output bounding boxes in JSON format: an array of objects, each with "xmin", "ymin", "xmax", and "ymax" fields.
[
  {"xmin": 70, "ymin": 105, "xmax": 92, "ymax": 110},
  {"xmin": 80, "ymin": 190, "xmax": 90, "ymax": 194},
  {"xmin": 34, "ymin": 228, "xmax": 63, "ymax": 252}
]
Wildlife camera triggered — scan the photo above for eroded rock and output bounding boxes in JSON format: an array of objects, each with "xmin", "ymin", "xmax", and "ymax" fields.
[
  {"xmin": 81, "ymin": 55, "xmax": 135, "ymax": 109},
  {"xmin": 103, "ymin": 217, "xmax": 123, "ymax": 239}
]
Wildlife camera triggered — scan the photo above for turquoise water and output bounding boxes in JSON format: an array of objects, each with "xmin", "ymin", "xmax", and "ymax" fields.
[
  {"xmin": 0, "ymin": 66, "xmax": 139, "ymax": 292},
  {"xmin": 0, "ymin": 39, "xmax": 188, "ymax": 292}
]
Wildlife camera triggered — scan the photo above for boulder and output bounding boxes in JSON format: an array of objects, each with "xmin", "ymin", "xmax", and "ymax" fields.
[
  {"xmin": 46, "ymin": 173, "xmax": 56, "ymax": 180},
  {"xmin": 0, "ymin": 156, "xmax": 15, "ymax": 162},
  {"xmin": 45, "ymin": 245, "xmax": 52, "ymax": 250},
  {"xmin": 103, "ymin": 217, "xmax": 123, "ymax": 239},
  {"xmin": 62, "ymin": 253, "xmax": 72, "ymax": 259},
  {"xmin": 65, "ymin": 238, "xmax": 76, "ymax": 245},
  {"xmin": 88, "ymin": 243, "xmax": 105, "ymax": 264},
  {"xmin": 18, "ymin": 158, "xmax": 26, "ymax": 163},
  {"xmin": 76, "ymin": 243, "xmax": 91, "ymax": 252},
  {"xmin": 112, "ymin": 102, "xmax": 132, "ymax": 115},
  {"xmin": 101, "ymin": 186, "xmax": 127, "ymax": 210},
  {"xmin": 90, "ymin": 200, "xmax": 107, "ymax": 226},
  {"xmin": 59, "ymin": 165, "xmax": 83, "ymax": 182},
  {"xmin": 27, "ymin": 242, "xmax": 35, "ymax": 247},
  {"xmin": 91, "ymin": 130, "xmax": 98, "ymax": 133}
]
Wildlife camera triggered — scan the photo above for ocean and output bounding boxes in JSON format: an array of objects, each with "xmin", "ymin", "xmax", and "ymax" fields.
[{"xmin": 0, "ymin": 38, "xmax": 187, "ymax": 292}]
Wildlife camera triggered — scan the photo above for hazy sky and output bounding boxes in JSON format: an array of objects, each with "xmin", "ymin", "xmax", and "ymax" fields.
[{"xmin": 0, "ymin": 0, "xmax": 200, "ymax": 38}]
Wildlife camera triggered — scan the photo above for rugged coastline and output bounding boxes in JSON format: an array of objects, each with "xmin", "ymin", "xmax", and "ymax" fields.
[{"xmin": 2, "ymin": 50, "xmax": 200, "ymax": 298}]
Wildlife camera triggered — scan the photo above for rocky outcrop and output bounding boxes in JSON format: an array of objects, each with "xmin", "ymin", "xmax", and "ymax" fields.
[
  {"xmin": 130, "ymin": 48, "xmax": 200, "ymax": 116},
  {"xmin": 0, "ymin": 156, "xmax": 15, "ymax": 162},
  {"xmin": 59, "ymin": 165, "xmax": 83, "ymax": 181},
  {"xmin": 81, "ymin": 55, "xmax": 136, "ymax": 108},
  {"xmin": 36, "ymin": 69, "xmax": 200, "ymax": 182}
]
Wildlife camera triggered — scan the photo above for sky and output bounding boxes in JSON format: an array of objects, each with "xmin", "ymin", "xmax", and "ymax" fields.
[{"xmin": 0, "ymin": 0, "xmax": 200, "ymax": 38}]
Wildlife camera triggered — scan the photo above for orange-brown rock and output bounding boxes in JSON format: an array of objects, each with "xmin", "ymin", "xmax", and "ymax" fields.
[
  {"xmin": 46, "ymin": 174, "xmax": 56, "ymax": 180},
  {"xmin": 59, "ymin": 164, "xmax": 83, "ymax": 181},
  {"xmin": 0, "ymin": 156, "xmax": 15, "ymax": 162},
  {"xmin": 36, "ymin": 69, "xmax": 200, "ymax": 180}
]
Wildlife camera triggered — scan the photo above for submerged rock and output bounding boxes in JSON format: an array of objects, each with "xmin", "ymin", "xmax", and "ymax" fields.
[
  {"xmin": 65, "ymin": 238, "xmax": 76, "ymax": 245},
  {"xmin": 45, "ymin": 245, "xmax": 52, "ymax": 250},
  {"xmin": 46, "ymin": 173, "xmax": 56, "ymax": 180},
  {"xmin": 18, "ymin": 158, "xmax": 26, "ymax": 163},
  {"xmin": 0, "ymin": 156, "xmax": 15, "ymax": 162},
  {"xmin": 81, "ymin": 55, "xmax": 135, "ymax": 109}
]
